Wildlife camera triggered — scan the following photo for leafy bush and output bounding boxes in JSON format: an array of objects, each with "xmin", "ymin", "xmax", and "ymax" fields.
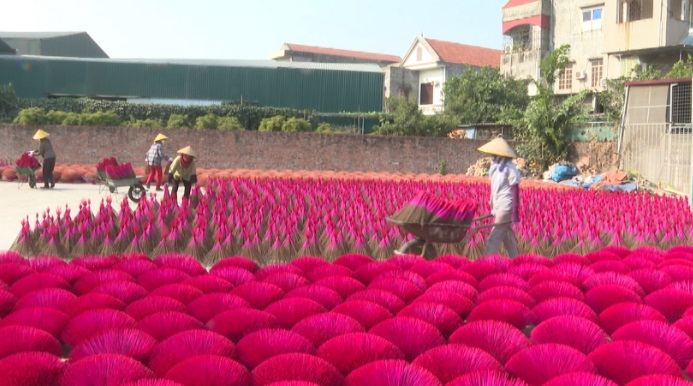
[
  {"xmin": 79, "ymin": 111, "xmax": 120, "ymax": 126},
  {"xmin": 258, "ymin": 115, "xmax": 285, "ymax": 132},
  {"xmin": 130, "ymin": 118, "xmax": 164, "ymax": 128},
  {"xmin": 316, "ymin": 123, "xmax": 336, "ymax": 133},
  {"xmin": 62, "ymin": 112, "xmax": 81, "ymax": 126},
  {"xmin": 167, "ymin": 114, "xmax": 189, "ymax": 129},
  {"xmin": 13, "ymin": 107, "xmax": 48, "ymax": 125},
  {"xmin": 15, "ymin": 97, "xmax": 315, "ymax": 131},
  {"xmin": 45, "ymin": 110, "xmax": 68, "ymax": 125},
  {"xmin": 195, "ymin": 113, "xmax": 218, "ymax": 130},
  {"xmin": 218, "ymin": 116, "xmax": 245, "ymax": 131},
  {"xmin": 282, "ymin": 117, "xmax": 312, "ymax": 132}
]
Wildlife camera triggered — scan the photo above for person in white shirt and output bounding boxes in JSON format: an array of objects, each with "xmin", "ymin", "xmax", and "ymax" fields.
[{"xmin": 478, "ymin": 136, "xmax": 521, "ymax": 258}]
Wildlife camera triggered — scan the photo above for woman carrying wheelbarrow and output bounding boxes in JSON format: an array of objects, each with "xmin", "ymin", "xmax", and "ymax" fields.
[
  {"xmin": 478, "ymin": 135, "xmax": 520, "ymax": 258},
  {"xmin": 167, "ymin": 146, "xmax": 197, "ymax": 202},
  {"xmin": 145, "ymin": 133, "xmax": 170, "ymax": 191},
  {"xmin": 32, "ymin": 129, "xmax": 56, "ymax": 189}
]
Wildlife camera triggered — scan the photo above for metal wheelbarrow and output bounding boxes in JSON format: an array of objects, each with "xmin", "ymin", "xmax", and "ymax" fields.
[{"xmin": 386, "ymin": 214, "xmax": 495, "ymax": 260}]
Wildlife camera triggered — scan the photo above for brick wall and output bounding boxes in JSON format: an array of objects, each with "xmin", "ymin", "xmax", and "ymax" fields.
[
  {"xmin": 1, "ymin": 124, "xmax": 617, "ymax": 174},
  {"xmin": 0, "ymin": 125, "xmax": 493, "ymax": 174}
]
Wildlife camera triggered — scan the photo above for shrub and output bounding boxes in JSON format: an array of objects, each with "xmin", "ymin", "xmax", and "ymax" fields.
[
  {"xmin": 258, "ymin": 115, "xmax": 285, "ymax": 132},
  {"xmin": 218, "ymin": 116, "xmax": 245, "ymax": 131},
  {"xmin": 13, "ymin": 107, "xmax": 48, "ymax": 125},
  {"xmin": 167, "ymin": 114, "xmax": 189, "ymax": 129},
  {"xmin": 79, "ymin": 111, "xmax": 120, "ymax": 126},
  {"xmin": 195, "ymin": 113, "xmax": 218, "ymax": 130},
  {"xmin": 282, "ymin": 117, "xmax": 312, "ymax": 132},
  {"xmin": 62, "ymin": 112, "xmax": 81, "ymax": 125},
  {"xmin": 45, "ymin": 110, "xmax": 68, "ymax": 125},
  {"xmin": 316, "ymin": 122, "xmax": 335, "ymax": 133},
  {"xmin": 130, "ymin": 118, "xmax": 164, "ymax": 128}
]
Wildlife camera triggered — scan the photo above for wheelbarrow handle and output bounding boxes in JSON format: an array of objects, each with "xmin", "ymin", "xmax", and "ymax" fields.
[
  {"xmin": 461, "ymin": 219, "xmax": 512, "ymax": 244},
  {"xmin": 471, "ymin": 214, "xmax": 494, "ymax": 222}
]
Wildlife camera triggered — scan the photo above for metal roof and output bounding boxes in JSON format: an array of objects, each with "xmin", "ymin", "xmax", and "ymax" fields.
[
  {"xmin": 0, "ymin": 31, "xmax": 84, "ymax": 39},
  {"xmin": 0, "ymin": 39, "xmax": 15, "ymax": 54},
  {"xmin": 0, "ymin": 54, "xmax": 384, "ymax": 113},
  {"xmin": 0, "ymin": 32, "xmax": 108, "ymax": 58},
  {"xmin": 3, "ymin": 55, "xmax": 383, "ymax": 73}
]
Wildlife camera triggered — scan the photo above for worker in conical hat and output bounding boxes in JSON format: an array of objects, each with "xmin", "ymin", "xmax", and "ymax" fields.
[
  {"xmin": 167, "ymin": 146, "xmax": 198, "ymax": 202},
  {"xmin": 32, "ymin": 129, "xmax": 57, "ymax": 189},
  {"xmin": 478, "ymin": 135, "xmax": 520, "ymax": 258},
  {"xmin": 144, "ymin": 133, "xmax": 170, "ymax": 191}
]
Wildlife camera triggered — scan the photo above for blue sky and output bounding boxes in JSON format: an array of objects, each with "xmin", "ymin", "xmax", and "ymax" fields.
[{"xmin": 4, "ymin": 0, "xmax": 507, "ymax": 59}]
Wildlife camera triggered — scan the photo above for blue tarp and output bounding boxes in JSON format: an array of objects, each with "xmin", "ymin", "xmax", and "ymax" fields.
[
  {"xmin": 551, "ymin": 165, "xmax": 579, "ymax": 182},
  {"xmin": 596, "ymin": 182, "xmax": 637, "ymax": 192}
]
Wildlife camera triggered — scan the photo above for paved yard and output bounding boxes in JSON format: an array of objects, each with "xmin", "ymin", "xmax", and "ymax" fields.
[{"xmin": 0, "ymin": 181, "xmax": 166, "ymax": 252}]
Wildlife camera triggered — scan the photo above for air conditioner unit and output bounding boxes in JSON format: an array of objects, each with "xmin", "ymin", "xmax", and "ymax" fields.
[
  {"xmin": 575, "ymin": 71, "xmax": 586, "ymax": 80},
  {"xmin": 504, "ymin": 44, "xmax": 513, "ymax": 54}
]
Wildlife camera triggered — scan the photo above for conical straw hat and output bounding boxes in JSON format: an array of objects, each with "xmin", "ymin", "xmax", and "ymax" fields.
[
  {"xmin": 177, "ymin": 146, "xmax": 196, "ymax": 157},
  {"xmin": 154, "ymin": 133, "xmax": 168, "ymax": 142},
  {"xmin": 33, "ymin": 129, "xmax": 50, "ymax": 140},
  {"xmin": 477, "ymin": 136, "xmax": 517, "ymax": 158}
]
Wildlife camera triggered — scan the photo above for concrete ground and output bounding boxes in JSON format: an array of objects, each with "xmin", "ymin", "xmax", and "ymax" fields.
[{"xmin": 0, "ymin": 181, "xmax": 166, "ymax": 252}]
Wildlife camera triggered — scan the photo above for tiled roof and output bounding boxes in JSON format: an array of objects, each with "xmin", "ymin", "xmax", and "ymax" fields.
[
  {"xmin": 424, "ymin": 38, "xmax": 501, "ymax": 68},
  {"xmin": 503, "ymin": 0, "xmax": 539, "ymax": 8},
  {"xmin": 285, "ymin": 43, "xmax": 401, "ymax": 63}
]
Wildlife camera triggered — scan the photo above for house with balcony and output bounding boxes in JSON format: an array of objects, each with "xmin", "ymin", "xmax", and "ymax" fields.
[{"xmin": 501, "ymin": 0, "xmax": 693, "ymax": 98}]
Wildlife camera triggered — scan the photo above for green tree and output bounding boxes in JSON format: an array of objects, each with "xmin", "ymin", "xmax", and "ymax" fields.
[
  {"xmin": 13, "ymin": 107, "xmax": 48, "ymax": 125},
  {"xmin": 258, "ymin": 115, "xmax": 285, "ymax": 132},
  {"xmin": 316, "ymin": 122, "xmax": 336, "ymax": 133},
  {"xmin": 374, "ymin": 96, "xmax": 453, "ymax": 137},
  {"xmin": 62, "ymin": 112, "xmax": 81, "ymax": 125},
  {"xmin": 516, "ymin": 44, "xmax": 591, "ymax": 170},
  {"xmin": 442, "ymin": 66, "xmax": 529, "ymax": 125},
  {"xmin": 218, "ymin": 116, "xmax": 245, "ymax": 131},
  {"xmin": 167, "ymin": 114, "xmax": 190, "ymax": 129},
  {"xmin": 46, "ymin": 110, "xmax": 68, "ymax": 125},
  {"xmin": 130, "ymin": 118, "xmax": 164, "ymax": 128},
  {"xmin": 666, "ymin": 54, "xmax": 693, "ymax": 79},
  {"xmin": 195, "ymin": 113, "xmax": 218, "ymax": 130},
  {"xmin": 282, "ymin": 117, "xmax": 312, "ymax": 132},
  {"xmin": 79, "ymin": 111, "xmax": 120, "ymax": 126}
]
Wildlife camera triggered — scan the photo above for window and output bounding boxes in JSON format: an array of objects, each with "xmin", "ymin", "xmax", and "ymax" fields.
[
  {"xmin": 618, "ymin": 0, "xmax": 653, "ymax": 23},
  {"xmin": 591, "ymin": 59, "xmax": 604, "ymax": 88},
  {"xmin": 582, "ymin": 7, "xmax": 603, "ymax": 31},
  {"xmin": 670, "ymin": 82, "xmax": 691, "ymax": 125},
  {"xmin": 671, "ymin": 0, "xmax": 685, "ymax": 21},
  {"xmin": 558, "ymin": 64, "xmax": 573, "ymax": 91},
  {"xmin": 510, "ymin": 26, "xmax": 531, "ymax": 51},
  {"xmin": 420, "ymin": 83, "xmax": 433, "ymax": 105}
]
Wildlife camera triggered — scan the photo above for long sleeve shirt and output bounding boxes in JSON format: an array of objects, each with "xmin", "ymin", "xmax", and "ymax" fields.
[
  {"xmin": 36, "ymin": 139, "xmax": 56, "ymax": 160},
  {"xmin": 145, "ymin": 142, "xmax": 166, "ymax": 166},
  {"xmin": 169, "ymin": 156, "xmax": 197, "ymax": 181}
]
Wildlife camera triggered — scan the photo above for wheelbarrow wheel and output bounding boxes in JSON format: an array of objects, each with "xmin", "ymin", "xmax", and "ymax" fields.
[
  {"xmin": 396, "ymin": 238, "xmax": 437, "ymax": 260},
  {"xmin": 128, "ymin": 184, "xmax": 146, "ymax": 202},
  {"xmin": 28, "ymin": 174, "xmax": 36, "ymax": 189},
  {"xmin": 108, "ymin": 185, "xmax": 116, "ymax": 193}
]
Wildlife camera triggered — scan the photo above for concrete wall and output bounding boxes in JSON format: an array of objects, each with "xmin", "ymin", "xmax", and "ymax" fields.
[{"xmin": 0, "ymin": 125, "xmax": 491, "ymax": 175}]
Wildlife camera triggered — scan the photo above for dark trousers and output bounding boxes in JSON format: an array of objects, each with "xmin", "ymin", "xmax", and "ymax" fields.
[
  {"xmin": 171, "ymin": 178, "xmax": 191, "ymax": 200},
  {"xmin": 43, "ymin": 157, "xmax": 56, "ymax": 188}
]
